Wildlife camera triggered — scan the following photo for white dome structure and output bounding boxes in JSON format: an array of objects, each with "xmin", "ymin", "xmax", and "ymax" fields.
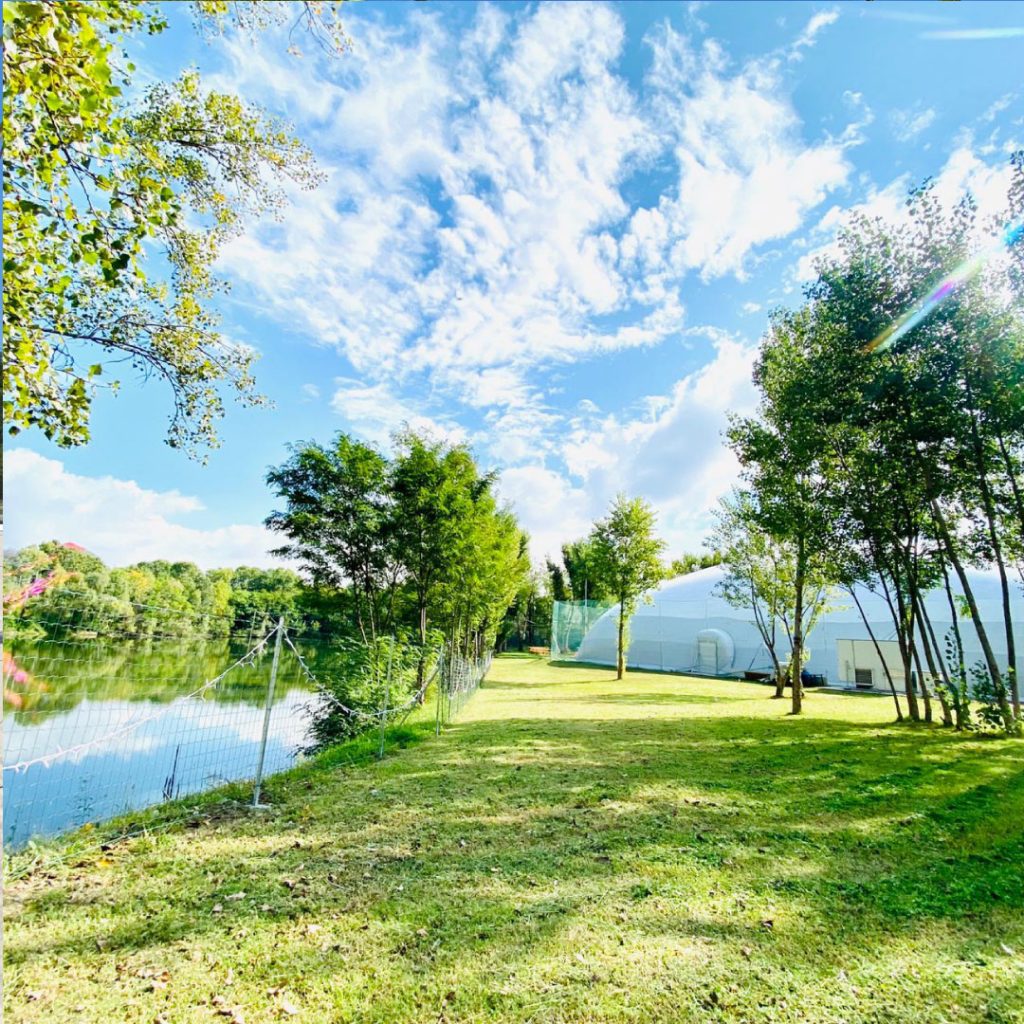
[{"xmin": 567, "ymin": 565, "xmax": 1024, "ymax": 691}]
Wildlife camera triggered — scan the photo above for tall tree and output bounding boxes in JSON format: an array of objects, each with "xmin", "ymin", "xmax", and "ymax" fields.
[
  {"xmin": 265, "ymin": 435, "xmax": 393, "ymax": 641},
  {"xmin": 734, "ymin": 156, "xmax": 1023, "ymax": 731},
  {"xmin": 729, "ymin": 307, "xmax": 841, "ymax": 715},
  {"xmin": 589, "ymin": 494, "xmax": 666, "ymax": 680}
]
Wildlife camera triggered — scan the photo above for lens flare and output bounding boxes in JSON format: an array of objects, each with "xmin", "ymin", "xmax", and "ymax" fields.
[{"xmin": 864, "ymin": 220, "xmax": 1023, "ymax": 354}]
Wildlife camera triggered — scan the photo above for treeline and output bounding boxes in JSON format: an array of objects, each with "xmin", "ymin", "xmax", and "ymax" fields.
[
  {"xmin": 3, "ymin": 541, "xmax": 306, "ymax": 639},
  {"xmin": 722, "ymin": 154, "xmax": 1024, "ymax": 734}
]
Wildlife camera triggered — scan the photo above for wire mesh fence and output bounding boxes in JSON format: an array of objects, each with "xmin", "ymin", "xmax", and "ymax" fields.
[
  {"xmin": 3, "ymin": 593, "xmax": 491, "ymax": 853},
  {"xmin": 435, "ymin": 646, "xmax": 492, "ymax": 731}
]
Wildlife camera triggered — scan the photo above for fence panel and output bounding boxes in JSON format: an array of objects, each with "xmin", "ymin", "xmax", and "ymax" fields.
[{"xmin": 4, "ymin": 594, "xmax": 490, "ymax": 852}]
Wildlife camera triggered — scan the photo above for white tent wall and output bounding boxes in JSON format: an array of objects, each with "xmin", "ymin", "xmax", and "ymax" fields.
[{"xmin": 565, "ymin": 566, "xmax": 1024, "ymax": 695}]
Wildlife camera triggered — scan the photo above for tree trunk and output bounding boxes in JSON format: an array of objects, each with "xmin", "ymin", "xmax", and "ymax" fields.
[
  {"xmin": 750, "ymin": 580, "xmax": 785, "ymax": 697},
  {"xmin": 931, "ymin": 499, "xmax": 1014, "ymax": 731},
  {"xmin": 790, "ymin": 532, "xmax": 805, "ymax": 715},
  {"xmin": 416, "ymin": 599, "xmax": 428, "ymax": 700},
  {"xmin": 940, "ymin": 557, "xmax": 970, "ymax": 730},
  {"xmin": 906, "ymin": 570, "xmax": 933, "ymax": 724},
  {"xmin": 880, "ymin": 569, "xmax": 920, "ymax": 721},
  {"xmin": 849, "ymin": 585, "xmax": 902, "ymax": 721},
  {"xmin": 908, "ymin": 628, "xmax": 933, "ymax": 724},
  {"xmin": 968, "ymin": 413, "xmax": 1020, "ymax": 720},
  {"xmin": 913, "ymin": 584, "xmax": 954, "ymax": 727},
  {"xmin": 616, "ymin": 603, "xmax": 626, "ymax": 680}
]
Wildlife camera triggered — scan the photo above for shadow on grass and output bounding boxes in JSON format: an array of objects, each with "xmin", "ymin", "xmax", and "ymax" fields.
[{"xmin": 5, "ymin": 670, "xmax": 1023, "ymax": 1024}]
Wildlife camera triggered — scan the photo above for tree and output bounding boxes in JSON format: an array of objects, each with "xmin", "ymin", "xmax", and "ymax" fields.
[
  {"xmin": 728, "ymin": 307, "xmax": 841, "ymax": 715},
  {"xmin": 731, "ymin": 155, "xmax": 1023, "ymax": 730},
  {"xmin": 666, "ymin": 550, "xmax": 724, "ymax": 578},
  {"xmin": 561, "ymin": 538, "xmax": 609, "ymax": 601},
  {"xmin": 799, "ymin": 165, "xmax": 1023, "ymax": 731},
  {"xmin": 713, "ymin": 491, "xmax": 810, "ymax": 697},
  {"xmin": 388, "ymin": 433, "xmax": 482, "ymax": 670},
  {"xmin": 500, "ymin": 566, "xmax": 552, "ymax": 651},
  {"xmin": 2, "ymin": 1, "xmax": 326, "ymax": 455},
  {"xmin": 266, "ymin": 435, "xmax": 393, "ymax": 641},
  {"xmin": 3, "ymin": 541, "xmax": 307, "ymax": 639},
  {"xmin": 589, "ymin": 494, "xmax": 666, "ymax": 679}
]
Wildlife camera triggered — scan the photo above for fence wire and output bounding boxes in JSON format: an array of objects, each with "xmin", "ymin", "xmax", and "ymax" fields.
[
  {"xmin": 2, "ymin": 596, "xmax": 492, "ymax": 853},
  {"xmin": 435, "ymin": 647, "xmax": 492, "ymax": 731}
]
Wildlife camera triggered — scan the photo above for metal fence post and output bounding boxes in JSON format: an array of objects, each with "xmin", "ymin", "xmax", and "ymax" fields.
[
  {"xmin": 252, "ymin": 617, "xmax": 284, "ymax": 808},
  {"xmin": 435, "ymin": 640, "xmax": 445, "ymax": 735},
  {"xmin": 378, "ymin": 636, "xmax": 394, "ymax": 760}
]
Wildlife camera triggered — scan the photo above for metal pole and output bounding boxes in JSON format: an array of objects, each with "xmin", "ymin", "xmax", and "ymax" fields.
[
  {"xmin": 447, "ymin": 645, "xmax": 456, "ymax": 724},
  {"xmin": 378, "ymin": 636, "xmax": 394, "ymax": 760},
  {"xmin": 252, "ymin": 617, "xmax": 284, "ymax": 808},
  {"xmin": 435, "ymin": 640, "xmax": 444, "ymax": 735}
]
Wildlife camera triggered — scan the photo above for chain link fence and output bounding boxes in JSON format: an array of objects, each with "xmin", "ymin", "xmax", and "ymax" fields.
[{"xmin": 3, "ymin": 595, "xmax": 490, "ymax": 853}]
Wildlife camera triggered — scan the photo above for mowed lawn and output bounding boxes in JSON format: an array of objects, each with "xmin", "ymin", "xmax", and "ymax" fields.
[{"xmin": 4, "ymin": 657, "xmax": 1024, "ymax": 1024}]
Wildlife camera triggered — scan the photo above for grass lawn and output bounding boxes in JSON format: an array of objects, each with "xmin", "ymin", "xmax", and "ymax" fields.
[{"xmin": 4, "ymin": 656, "xmax": 1024, "ymax": 1023}]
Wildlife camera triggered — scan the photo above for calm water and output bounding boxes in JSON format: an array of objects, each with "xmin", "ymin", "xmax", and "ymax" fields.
[{"xmin": 3, "ymin": 638, "xmax": 319, "ymax": 848}]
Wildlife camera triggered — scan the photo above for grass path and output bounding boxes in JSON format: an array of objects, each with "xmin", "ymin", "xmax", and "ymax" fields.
[{"xmin": 4, "ymin": 656, "xmax": 1024, "ymax": 1023}]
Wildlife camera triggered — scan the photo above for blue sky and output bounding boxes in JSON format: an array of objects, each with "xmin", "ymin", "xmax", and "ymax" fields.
[{"xmin": 5, "ymin": 0, "xmax": 1023, "ymax": 568}]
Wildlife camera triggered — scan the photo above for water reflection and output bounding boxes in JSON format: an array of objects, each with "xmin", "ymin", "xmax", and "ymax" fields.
[{"xmin": 3, "ymin": 639, "xmax": 318, "ymax": 848}]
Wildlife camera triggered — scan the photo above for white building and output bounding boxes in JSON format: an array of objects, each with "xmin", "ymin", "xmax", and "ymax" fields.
[{"xmin": 569, "ymin": 565, "xmax": 1024, "ymax": 692}]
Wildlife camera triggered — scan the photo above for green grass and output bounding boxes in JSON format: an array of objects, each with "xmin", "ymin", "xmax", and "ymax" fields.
[{"xmin": 4, "ymin": 657, "xmax": 1024, "ymax": 1023}]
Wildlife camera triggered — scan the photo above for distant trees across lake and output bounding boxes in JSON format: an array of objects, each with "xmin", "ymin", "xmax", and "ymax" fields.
[{"xmin": 3, "ymin": 541, "xmax": 310, "ymax": 640}]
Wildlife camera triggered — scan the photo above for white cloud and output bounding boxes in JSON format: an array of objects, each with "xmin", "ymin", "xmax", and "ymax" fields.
[
  {"xmin": 3, "ymin": 450, "xmax": 284, "ymax": 570},
  {"xmin": 863, "ymin": 9, "xmax": 950, "ymax": 25},
  {"xmin": 519, "ymin": 333, "xmax": 761, "ymax": 560},
  {"xmin": 982, "ymin": 93, "xmax": 1016, "ymax": 123},
  {"xmin": 624, "ymin": 26, "xmax": 853, "ymax": 284},
  {"xmin": 496, "ymin": 465, "xmax": 594, "ymax": 565},
  {"xmin": 199, "ymin": 6, "xmax": 895, "ymax": 567},
  {"xmin": 566, "ymin": 333, "xmax": 756, "ymax": 483},
  {"xmin": 790, "ymin": 9, "xmax": 840, "ymax": 59},
  {"xmin": 213, "ymin": 4, "xmax": 848, "ymax": 455},
  {"xmin": 330, "ymin": 379, "xmax": 467, "ymax": 449},
  {"xmin": 890, "ymin": 105, "xmax": 937, "ymax": 142},
  {"xmin": 216, "ymin": 4, "xmax": 664, "ymax": 414},
  {"xmin": 922, "ymin": 28, "xmax": 1024, "ymax": 41},
  {"xmin": 793, "ymin": 174, "xmax": 910, "ymax": 281}
]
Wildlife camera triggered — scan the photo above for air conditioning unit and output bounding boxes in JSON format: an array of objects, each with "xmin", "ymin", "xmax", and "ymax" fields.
[{"xmin": 854, "ymin": 668, "xmax": 874, "ymax": 690}]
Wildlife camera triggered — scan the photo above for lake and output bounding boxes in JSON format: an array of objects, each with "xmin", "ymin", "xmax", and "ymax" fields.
[{"xmin": 3, "ymin": 637, "xmax": 320, "ymax": 849}]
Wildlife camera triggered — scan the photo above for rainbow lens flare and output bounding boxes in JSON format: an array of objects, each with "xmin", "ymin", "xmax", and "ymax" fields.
[{"xmin": 864, "ymin": 219, "xmax": 1023, "ymax": 354}]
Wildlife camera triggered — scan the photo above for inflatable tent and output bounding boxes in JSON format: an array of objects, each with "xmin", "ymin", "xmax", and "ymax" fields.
[{"xmin": 554, "ymin": 565, "xmax": 1024, "ymax": 691}]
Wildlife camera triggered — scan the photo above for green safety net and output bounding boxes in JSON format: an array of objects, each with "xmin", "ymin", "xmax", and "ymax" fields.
[{"xmin": 550, "ymin": 600, "xmax": 617, "ymax": 661}]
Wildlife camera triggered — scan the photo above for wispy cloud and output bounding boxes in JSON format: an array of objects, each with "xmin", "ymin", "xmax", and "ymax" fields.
[
  {"xmin": 792, "ymin": 147, "xmax": 1017, "ymax": 283},
  {"xmin": 789, "ymin": 8, "xmax": 840, "ymax": 59},
  {"xmin": 890, "ymin": 105, "xmax": 937, "ymax": 142},
  {"xmin": 922, "ymin": 28, "xmax": 1024, "ymax": 41},
  {"xmin": 330, "ymin": 379, "xmax": 467, "ymax": 450},
  {"xmin": 210, "ymin": 4, "xmax": 852, "ymax": 480},
  {"xmin": 864, "ymin": 9, "xmax": 952, "ymax": 26},
  {"xmin": 982, "ymin": 92, "xmax": 1017, "ymax": 122},
  {"xmin": 624, "ymin": 24, "xmax": 854, "ymax": 286}
]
